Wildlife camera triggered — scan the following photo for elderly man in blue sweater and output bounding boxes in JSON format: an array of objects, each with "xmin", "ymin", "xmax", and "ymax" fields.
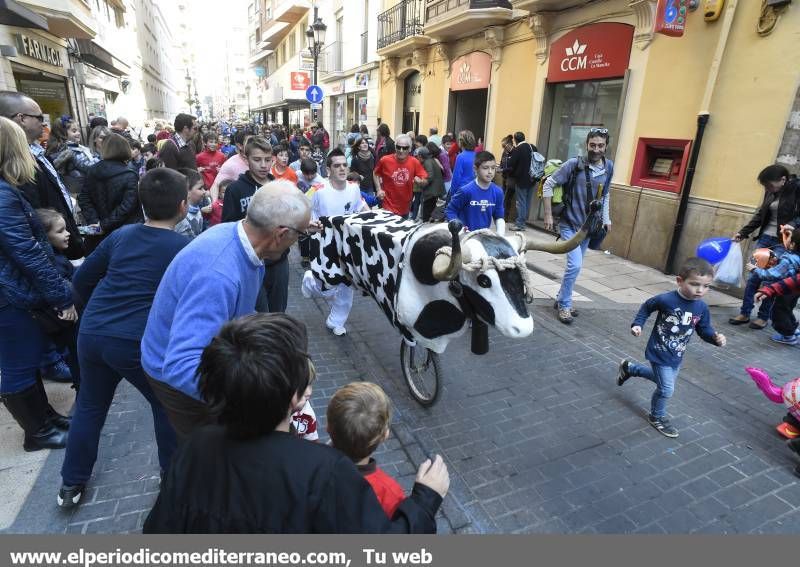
[{"xmin": 142, "ymin": 180, "xmax": 313, "ymax": 438}]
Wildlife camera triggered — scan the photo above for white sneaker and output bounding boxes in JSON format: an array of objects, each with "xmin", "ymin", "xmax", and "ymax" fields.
[
  {"xmin": 301, "ymin": 270, "xmax": 315, "ymax": 299},
  {"xmin": 327, "ymin": 323, "xmax": 346, "ymax": 336}
]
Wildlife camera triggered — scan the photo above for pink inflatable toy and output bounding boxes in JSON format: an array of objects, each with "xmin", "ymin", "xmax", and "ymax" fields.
[{"xmin": 746, "ymin": 367, "xmax": 800, "ymax": 438}]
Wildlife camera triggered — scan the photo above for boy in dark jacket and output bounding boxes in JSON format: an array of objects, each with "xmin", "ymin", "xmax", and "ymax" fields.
[{"xmin": 143, "ymin": 313, "xmax": 449, "ymax": 533}]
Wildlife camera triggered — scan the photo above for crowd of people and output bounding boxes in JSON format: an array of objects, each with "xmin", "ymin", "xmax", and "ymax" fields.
[{"xmin": 1, "ymin": 85, "xmax": 799, "ymax": 534}]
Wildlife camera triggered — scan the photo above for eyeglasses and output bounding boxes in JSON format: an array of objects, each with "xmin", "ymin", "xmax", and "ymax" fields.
[
  {"xmin": 280, "ymin": 225, "xmax": 310, "ymax": 240},
  {"xmin": 11, "ymin": 112, "xmax": 44, "ymax": 122},
  {"xmin": 396, "ymin": 145, "xmax": 411, "ymax": 151},
  {"xmin": 588, "ymin": 128, "xmax": 609, "ymax": 135}
]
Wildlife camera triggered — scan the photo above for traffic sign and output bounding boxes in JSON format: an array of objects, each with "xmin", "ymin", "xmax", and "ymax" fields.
[
  {"xmin": 310, "ymin": 103, "xmax": 322, "ymax": 110},
  {"xmin": 305, "ymin": 85, "xmax": 324, "ymax": 104}
]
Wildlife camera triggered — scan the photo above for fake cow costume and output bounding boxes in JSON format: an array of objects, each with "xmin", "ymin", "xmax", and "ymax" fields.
[{"xmin": 307, "ymin": 207, "xmax": 598, "ymax": 355}]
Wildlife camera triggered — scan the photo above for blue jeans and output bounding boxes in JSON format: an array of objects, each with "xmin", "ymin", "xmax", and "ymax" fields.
[
  {"xmin": 410, "ymin": 192, "xmax": 423, "ymax": 220},
  {"xmin": 515, "ymin": 184, "xmax": 533, "ymax": 227},
  {"xmin": 556, "ymin": 224, "xmax": 590, "ymax": 309},
  {"xmin": 629, "ymin": 361, "xmax": 679, "ymax": 419},
  {"xmin": 0, "ymin": 304, "xmax": 46, "ymax": 394},
  {"xmin": 61, "ymin": 333, "xmax": 177, "ymax": 486},
  {"xmin": 740, "ymin": 235, "xmax": 785, "ymax": 319}
]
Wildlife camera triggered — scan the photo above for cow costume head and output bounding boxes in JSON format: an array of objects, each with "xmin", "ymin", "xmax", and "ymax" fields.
[{"xmin": 308, "ymin": 206, "xmax": 597, "ymax": 355}]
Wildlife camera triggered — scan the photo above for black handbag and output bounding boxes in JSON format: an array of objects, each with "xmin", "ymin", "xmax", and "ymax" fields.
[{"xmin": 29, "ymin": 307, "xmax": 74, "ymax": 336}]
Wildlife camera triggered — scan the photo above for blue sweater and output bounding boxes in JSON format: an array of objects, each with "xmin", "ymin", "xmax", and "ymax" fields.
[
  {"xmin": 445, "ymin": 180, "xmax": 505, "ymax": 231},
  {"xmin": 753, "ymin": 250, "xmax": 800, "ymax": 282},
  {"xmin": 141, "ymin": 222, "xmax": 264, "ymax": 399},
  {"xmin": 450, "ymin": 150, "xmax": 476, "ymax": 194},
  {"xmin": 632, "ymin": 290, "xmax": 718, "ymax": 368},
  {"xmin": 73, "ymin": 224, "xmax": 188, "ymax": 341}
]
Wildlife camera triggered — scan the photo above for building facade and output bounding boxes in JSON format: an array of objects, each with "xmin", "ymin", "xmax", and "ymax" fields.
[
  {"xmin": 249, "ymin": 0, "xmax": 314, "ymax": 127},
  {"xmin": 0, "ymin": 0, "xmax": 94, "ymax": 131},
  {"xmin": 376, "ymin": 0, "xmax": 800, "ymax": 274},
  {"xmin": 316, "ymin": 0, "xmax": 381, "ymax": 147}
]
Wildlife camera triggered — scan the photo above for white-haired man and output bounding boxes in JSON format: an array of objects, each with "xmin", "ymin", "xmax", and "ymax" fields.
[
  {"xmin": 373, "ymin": 133, "xmax": 427, "ymax": 218},
  {"xmin": 142, "ymin": 180, "xmax": 315, "ymax": 438}
]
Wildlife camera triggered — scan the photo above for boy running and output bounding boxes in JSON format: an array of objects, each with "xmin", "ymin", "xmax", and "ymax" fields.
[{"xmin": 618, "ymin": 258, "xmax": 726, "ymax": 438}]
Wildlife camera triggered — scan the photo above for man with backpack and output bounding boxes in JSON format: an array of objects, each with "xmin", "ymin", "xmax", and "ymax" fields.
[
  {"xmin": 543, "ymin": 128, "xmax": 613, "ymax": 324},
  {"xmin": 507, "ymin": 131, "xmax": 545, "ymax": 231}
]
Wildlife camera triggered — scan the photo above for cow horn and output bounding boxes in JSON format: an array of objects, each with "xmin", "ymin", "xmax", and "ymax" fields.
[
  {"xmin": 432, "ymin": 220, "xmax": 464, "ymax": 281},
  {"xmin": 525, "ymin": 201, "xmax": 601, "ymax": 254}
]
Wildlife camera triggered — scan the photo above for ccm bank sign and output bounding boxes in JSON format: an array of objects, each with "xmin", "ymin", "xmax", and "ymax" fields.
[{"xmin": 547, "ymin": 23, "xmax": 634, "ymax": 83}]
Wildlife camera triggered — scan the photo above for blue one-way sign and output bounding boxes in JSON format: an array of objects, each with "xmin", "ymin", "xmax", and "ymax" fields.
[{"xmin": 305, "ymin": 85, "xmax": 324, "ymax": 104}]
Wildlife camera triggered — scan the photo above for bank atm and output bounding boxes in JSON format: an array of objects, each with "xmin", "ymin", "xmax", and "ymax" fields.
[{"xmin": 631, "ymin": 137, "xmax": 692, "ymax": 193}]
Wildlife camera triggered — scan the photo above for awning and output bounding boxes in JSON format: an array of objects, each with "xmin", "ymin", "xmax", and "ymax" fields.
[
  {"xmin": 75, "ymin": 39, "xmax": 130, "ymax": 76},
  {"xmin": 253, "ymin": 98, "xmax": 310, "ymax": 112},
  {"xmin": 0, "ymin": 0, "xmax": 48, "ymax": 30}
]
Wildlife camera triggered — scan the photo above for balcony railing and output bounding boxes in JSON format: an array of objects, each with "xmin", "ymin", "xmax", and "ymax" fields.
[
  {"xmin": 321, "ymin": 42, "xmax": 343, "ymax": 75},
  {"xmin": 426, "ymin": 0, "xmax": 513, "ymax": 20},
  {"xmin": 377, "ymin": 0, "xmax": 425, "ymax": 50},
  {"xmin": 361, "ymin": 30, "xmax": 368, "ymax": 65}
]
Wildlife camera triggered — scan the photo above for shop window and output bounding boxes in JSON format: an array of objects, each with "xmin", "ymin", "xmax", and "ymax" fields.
[{"xmin": 541, "ymin": 79, "xmax": 624, "ymax": 161}]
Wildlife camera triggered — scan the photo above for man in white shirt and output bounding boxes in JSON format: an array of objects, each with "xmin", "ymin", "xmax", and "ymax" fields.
[{"xmin": 302, "ymin": 149, "xmax": 369, "ymax": 336}]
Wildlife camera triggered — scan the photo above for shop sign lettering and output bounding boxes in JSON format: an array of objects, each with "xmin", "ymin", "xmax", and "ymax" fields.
[
  {"xmin": 547, "ymin": 23, "xmax": 633, "ymax": 83},
  {"xmin": 14, "ymin": 34, "xmax": 64, "ymax": 68},
  {"xmin": 450, "ymin": 52, "xmax": 491, "ymax": 92}
]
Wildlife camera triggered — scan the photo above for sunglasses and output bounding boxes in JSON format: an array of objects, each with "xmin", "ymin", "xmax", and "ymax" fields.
[
  {"xmin": 396, "ymin": 145, "xmax": 411, "ymax": 151},
  {"xmin": 280, "ymin": 225, "xmax": 310, "ymax": 240},
  {"xmin": 10, "ymin": 112, "xmax": 44, "ymax": 122},
  {"xmin": 588, "ymin": 128, "xmax": 609, "ymax": 135}
]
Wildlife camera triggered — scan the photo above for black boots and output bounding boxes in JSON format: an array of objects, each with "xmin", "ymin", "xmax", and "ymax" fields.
[
  {"xmin": 34, "ymin": 379, "xmax": 71, "ymax": 430},
  {"xmin": 2, "ymin": 383, "xmax": 68, "ymax": 452}
]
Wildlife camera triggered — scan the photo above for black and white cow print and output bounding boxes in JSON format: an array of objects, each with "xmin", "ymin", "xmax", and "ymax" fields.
[
  {"xmin": 308, "ymin": 210, "xmax": 536, "ymax": 354},
  {"xmin": 309, "ymin": 211, "xmax": 423, "ymax": 342}
]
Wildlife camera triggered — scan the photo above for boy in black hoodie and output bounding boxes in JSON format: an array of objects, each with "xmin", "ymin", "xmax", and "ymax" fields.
[
  {"xmin": 220, "ymin": 136, "xmax": 290, "ymax": 313},
  {"xmin": 221, "ymin": 136, "xmax": 274, "ymax": 223}
]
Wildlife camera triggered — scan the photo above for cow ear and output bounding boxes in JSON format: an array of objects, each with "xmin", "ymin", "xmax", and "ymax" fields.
[{"xmin": 506, "ymin": 234, "xmax": 525, "ymax": 253}]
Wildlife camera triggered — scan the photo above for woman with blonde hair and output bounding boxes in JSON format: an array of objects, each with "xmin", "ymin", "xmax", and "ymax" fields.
[{"xmin": 0, "ymin": 117, "xmax": 77, "ymax": 452}]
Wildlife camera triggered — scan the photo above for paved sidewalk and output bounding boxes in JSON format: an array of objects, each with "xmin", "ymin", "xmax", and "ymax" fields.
[{"xmin": 2, "ymin": 236, "xmax": 798, "ymax": 534}]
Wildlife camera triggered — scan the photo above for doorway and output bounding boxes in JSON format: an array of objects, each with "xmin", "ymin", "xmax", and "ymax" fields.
[
  {"xmin": 447, "ymin": 88, "xmax": 487, "ymax": 142},
  {"xmin": 402, "ymin": 71, "xmax": 421, "ymax": 135}
]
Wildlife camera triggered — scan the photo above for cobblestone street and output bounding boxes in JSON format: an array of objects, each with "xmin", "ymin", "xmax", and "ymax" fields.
[{"xmin": 3, "ymin": 246, "xmax": 800, "ymax": 534}]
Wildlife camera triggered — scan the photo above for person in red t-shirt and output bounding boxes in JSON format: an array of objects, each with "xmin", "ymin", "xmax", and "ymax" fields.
[
  {"xmin": 373, "ymin": 134, "xmax": 427, "ymax": 217},
  {"xmin": 195, "ymin": 133, "xmax": 226, "ymax": 189},
  {"xmin": 271, "ymin": 143, "xmax": 298, "ymax": 184},
  {"xmin": 328, "ymin": 382, "xmax": 428, "ymax": 519}
]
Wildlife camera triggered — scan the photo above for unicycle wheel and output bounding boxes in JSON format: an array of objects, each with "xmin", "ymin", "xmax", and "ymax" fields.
[{"xmin": 400, "ymin": 340, "xmax": 441, "ymax": 406}]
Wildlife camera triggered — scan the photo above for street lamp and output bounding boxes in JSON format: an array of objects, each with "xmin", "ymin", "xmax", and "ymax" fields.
[
  {"xmin": 193, "ymin": 81, "xmax": 201, "ymax": 118},
  {"xmin": 184, "ymin": 70, "xmax": 193, "ymax": 113},
  {"xmin": 305, "ymin": 7, "xmax": 327, "ymax": 123}
]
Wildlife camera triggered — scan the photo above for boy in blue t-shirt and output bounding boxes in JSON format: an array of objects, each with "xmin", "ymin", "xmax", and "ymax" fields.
[
  {"xmin": 617, "ymin": 258, "xmax": 726, "ymax": 438},
  {"xmin": 445, "ymin": 151, "xmax": 505, "ymax": 233}
]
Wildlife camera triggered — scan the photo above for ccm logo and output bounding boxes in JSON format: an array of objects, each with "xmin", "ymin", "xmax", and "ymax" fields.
[{"xmin": 560, "ymin": 39, "xmax": 587, "ymax": 72}]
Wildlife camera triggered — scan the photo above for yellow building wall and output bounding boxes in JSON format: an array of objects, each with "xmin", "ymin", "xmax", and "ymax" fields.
[
  {"xmin": 691, "ymin": 2, "xmax": 800, "ymax": 208},
  {"xmin": 421, "ymin": 58, "xmax": 448, "ymax": 135},
  {"xmin": 628, "ymin": 9, "xmax": 722, "ymax": 182},
  {"xmin": 487, "ymin": 32, "xmax": 537, "ymax": 151}
]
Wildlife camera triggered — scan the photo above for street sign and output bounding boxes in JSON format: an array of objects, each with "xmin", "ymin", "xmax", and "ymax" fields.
[
  {"xmin": 305, "ymin": 85, "xmax": 324, "ymax": 104},
  {"xmin": 310, "ymin": 103, "xmax": 322, "ymax": 110}
]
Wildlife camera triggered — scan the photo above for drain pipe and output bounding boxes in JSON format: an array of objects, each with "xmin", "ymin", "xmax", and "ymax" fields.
[{"xmin": 664, "ymin": 0, "xmax": 738, "ymax": 274}]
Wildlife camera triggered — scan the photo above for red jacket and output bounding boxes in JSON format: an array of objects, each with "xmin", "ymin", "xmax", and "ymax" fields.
[
  {"xmin": 759, "ymin": 273, "xmax": 800, "ymax": 298},
  {"xmin": 447, "ymin": 143, "xmax": 460, "ymax": 170},
  {"xmin": 196, "ymin": 150, "xmax": 227, "ymax": 189},
  {"xmin": 358, "ymin": 459, "xmax": 405, "ymax": 518}
]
